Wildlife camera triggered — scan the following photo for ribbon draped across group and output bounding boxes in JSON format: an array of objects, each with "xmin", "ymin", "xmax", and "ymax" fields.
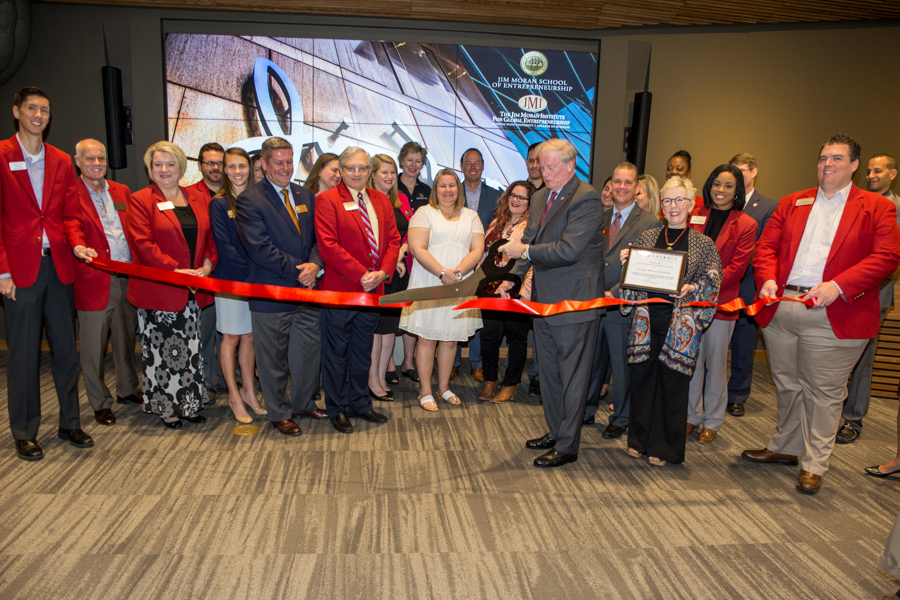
[{"xmin": 90, "ymin": 257, "xmax": 815, "ymax": 316}]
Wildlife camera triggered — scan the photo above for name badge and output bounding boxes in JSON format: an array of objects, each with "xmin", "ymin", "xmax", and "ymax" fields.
[
  {"xmin": 113, "ymin": 202, "xmax": 127, "ymax": 211},
  {"xmin": 796, "ymin": 197, "xmax": 814, "ymax": 207},
  {"xmin": 9, "ymin": 161, "xmax": 26, "ymax": 171},
  {"xmin": 157, "ymin": 201, "xmax": 175, "ymax": 211},
  {"xmin": 603, "ymin": 228, "xmax": 610, "ymax": 235},
  {"xmin": 690, "ymin": 215, "xmax": 707, "ymax": 225},
  {"xmin": 227, "ymin": 210, "xmax": 235, "ymax": 219},
  {"xmin": 343, "ymin": 202, "xmax": 359, "ymax": 212},
  {"xmin": 295, "ymin": 204, "xmax": 308, "ymax": 214}
]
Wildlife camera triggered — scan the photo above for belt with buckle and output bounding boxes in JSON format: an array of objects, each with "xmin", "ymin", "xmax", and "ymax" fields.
[
  {"xmin": 41, "ymin": 248, "xmax": 52, "ymax": 257},
  {"xmin": 783, "ymin": 284, "xmax": 811, "ymax": 294}
]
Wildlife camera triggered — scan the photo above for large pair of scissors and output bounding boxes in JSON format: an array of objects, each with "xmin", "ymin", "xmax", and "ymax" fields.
[{"xmin": 378, "ymin": 239, "xmax": 522, "ymax": 305}]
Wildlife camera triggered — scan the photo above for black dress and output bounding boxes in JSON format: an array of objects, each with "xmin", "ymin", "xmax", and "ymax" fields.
[{"xmin": 375, "ymin": 204, "xmax": 411, "ymax": 334}]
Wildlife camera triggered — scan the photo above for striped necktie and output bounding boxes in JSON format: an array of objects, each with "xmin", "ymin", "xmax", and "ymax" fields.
[
  {"xmin": 281, "ymin": 190, "xmax": 302, "ymax": 236},
  {"xmin": 357, "ymin": 192, "xmax": 379, "ymax": 269}
]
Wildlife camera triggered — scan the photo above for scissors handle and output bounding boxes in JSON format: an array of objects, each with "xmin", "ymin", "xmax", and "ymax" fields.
[{"xmin": 476, "ymin": 238, "xmax": 523, "ymax": 298}]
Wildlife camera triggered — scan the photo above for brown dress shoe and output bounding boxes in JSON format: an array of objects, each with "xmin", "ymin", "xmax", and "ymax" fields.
[
  {"xmin": 797, "ymin": 470, "xmax": 822, "ymax": 494},
  {"xmin": 741, "ymin": 447, "xmax": 799, "ymax": 464},
  {"xmin": 472, "ymin": 369, "xmax": 484, "ymax": 381},
  {"xmin": 449, "ymin": 368, "xmax": 458, "ymax": 381},
  {"xmin": 478, "ymin": 381, "xmax": 499, "ymax": 400},
  {"xmin": 698, "ymin": 428, "xmax": 716, "ymax": 444},
  {"xmin": 271, "ymin": 419, "xmax": 302, "ymax": 436},
  {"xmin": 492, "ymin": 384, "xmax": 519, "ymax": 403},
  {"xmin": 686, "ymin": 423, "xmax": 696, "ymax": 436},
  {"xmin": 94, "ymin": 408, "xmax": 116, "ymax": 425},
  {"xmin": 293, "ymin": 409, "xmax": 328, "ymax": 419}
]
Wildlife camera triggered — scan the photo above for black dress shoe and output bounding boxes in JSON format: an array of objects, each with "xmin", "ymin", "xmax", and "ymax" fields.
[
  {"xmin": 358, "ymin": 410, "xmax": 389, "ymax": 424},
  {"xmin": 183, "ymin": 415, "xmax": 207, "ymax": 424},
  {"xmin": 332, "ymin": 412, "xmax": 354, "ymax": 434},
  {"xmin": 526, "ymin": 434, "xmax": 556, "ymax": 450},
  {"xmin": 162, "ymin": 418, "xmax": 183, "ymax": 429},
  {"xmin": 385, "ymin": 371, "xmax": 400, "ymax": 385},
  {"xmin": 94, "ymin": 408, "xmax": 116, "ymax": 425},
  {"xmin": 369, "ymin": 388, "xmax": 395, "ymax": 402},
  {"xmin": 534, "ymin": 449, "xmax": 578, "ymax": 468},
  {"xmin": 601, "ymin": 423, "xmax": 626, "ymax": 439},
  {"xmin": 865, "ymin": 465, "xmax": 900, "ymax": 478},
  {"xmin": 57, "ymin": 427, "xmax": 94, "ymax": 448},
  {"xmin": 15, "ymin": 439, "xmax": 43, "ymax": 461},
  {"xmin": 836, "ymin": 422, "xmax": 859, "ymax": 444},
  {"xmin": 528, "ymin": 379, "xmax": 541, "ymax": 397},
  {"xmin": 402, "ymin": 368, "xmax": 419, "ymax": 383},
  {"xmin": 727, "ymin": 403, "xmax": 745, "ymax": 417},
  {"xmin": 583, "ymin": 415, "xmax": 596, "ymax": 425},
  {"xmin": 117, "ymin": 392, "xmax": 144, "ymax": 405}
]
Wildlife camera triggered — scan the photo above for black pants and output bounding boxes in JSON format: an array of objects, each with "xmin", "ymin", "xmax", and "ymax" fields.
[
  {"xmin": 627, "ymin": 324, "xmax": 691, "ymax": 464},
  {"xmin": 5, "ymin": 256, "xmax": 81, "ymax": 440},
  {"xmin": 480, "ymin": 310, "xmax": 530, "ymax": 386},
  {"xmin": 320, "ymin": 307, "xmax": 378, "ymax": 418}
]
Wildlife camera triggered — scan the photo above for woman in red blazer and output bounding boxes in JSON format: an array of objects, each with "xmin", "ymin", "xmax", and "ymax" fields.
[
  {"xmin": 686, "ymin": 164, "xmax": 757, "ymax": 443},
  {"xmin": 125, "ymin": 141, "xmax": 217, "ymax": 428}
]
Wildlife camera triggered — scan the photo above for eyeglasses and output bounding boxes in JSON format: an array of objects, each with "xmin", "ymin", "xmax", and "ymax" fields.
[
  {"xmin": 343, "ymin": 165, "xmax": 369, "ymax": 173},
  {"xmin": 201, "ymin": 161, "xmax": 223, "ymax": 168},
  {"xmin": 508, "ymin": 193, "xmax": 530, "ymax": 202},
  {"xmin": 660, "ymin": 197, "xmax": 689, "ymax": 207}
]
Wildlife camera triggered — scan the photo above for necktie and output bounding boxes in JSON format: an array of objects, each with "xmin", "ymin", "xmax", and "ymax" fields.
[
  {"xmin": 610, "ymin": 212, "xmax": 621, "ymax": 243},
  {"xmin": 357, "ymin": 192, "xmax": 379, "ymax": 269},
  {"xmin": 540, "ymin": 191, "xmax": 558, "ymax": 226},
  {"xmin": 281, "ymin": 190, "xmax": 302, "ymax": 236}
]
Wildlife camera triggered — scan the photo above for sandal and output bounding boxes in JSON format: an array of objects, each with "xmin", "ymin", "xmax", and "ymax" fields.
[
  {"xmin": 419, "ymin": 395, "xmax": 438, "ymax": 412},
  {"xmin": 648, "ymin": 456, "xmax": 666, "ymax": 467},
  {"xmin": 440, "ymin": 389, "xmax": 461, "ymax": 405},
  {"xmin": 627, "ymin": 447, "xmax": 640, "ymax": 458}
]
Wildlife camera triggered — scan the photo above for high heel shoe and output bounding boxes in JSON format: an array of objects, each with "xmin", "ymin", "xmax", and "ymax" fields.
[
  {"xmin": 183, "ymin": 415, "xmax": 207, "ymax": 424},
  {"xmin": 385, "ymin": 371, "xmax": 399, "ymax": 385},
  {"xmin": 162, "ymin": 418, "xmax": 182, "ymax": 429},
  {"xmin": 369, "ymin": 387, "xmax": 395, "ymax": 401},
  {"xmin": 240, "ymin": 390, "xmax": 267, "ymax": 415}
]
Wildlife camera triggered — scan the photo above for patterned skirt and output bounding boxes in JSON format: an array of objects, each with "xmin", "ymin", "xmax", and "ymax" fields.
[{"xmin": 137, "ymin": 299, "xmax": 208, "ymax": 418}]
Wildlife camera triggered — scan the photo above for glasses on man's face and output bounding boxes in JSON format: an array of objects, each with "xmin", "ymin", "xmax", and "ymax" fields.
[
  {"xmin": 660, "ymin": 197, "xmax": 689, "ymax": 207},
  {"xmin": 508, "ymin": 193, "xmax": 530, "ymax": 202},
  {"xmin": 343, "ymin": 165, "xmax": 369, "ymax": 173},
  {"xmin": 201, "ymin": 161, "xmax": 223, "ymax": 168}
]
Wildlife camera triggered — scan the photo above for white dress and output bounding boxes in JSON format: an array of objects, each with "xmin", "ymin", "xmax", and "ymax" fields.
[{"xmin": 400, "ymin": 205, "xmax": 483, "ymax": 341}]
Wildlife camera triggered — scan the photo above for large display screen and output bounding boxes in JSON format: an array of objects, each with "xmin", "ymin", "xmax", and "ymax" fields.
[{"xmin": 165, "ymin": 34, "xmax": 598, "ymax": 189}]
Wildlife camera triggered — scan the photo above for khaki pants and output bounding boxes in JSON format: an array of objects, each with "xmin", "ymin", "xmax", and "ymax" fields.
[{"xmin": 761, "ymin": 291, "xmax": 868, "ymax": 475}]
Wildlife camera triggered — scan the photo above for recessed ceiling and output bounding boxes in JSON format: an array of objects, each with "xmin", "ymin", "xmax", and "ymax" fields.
[{"xmin": 52, "ymin": 0, "xmax": 900, "ymax": 31}]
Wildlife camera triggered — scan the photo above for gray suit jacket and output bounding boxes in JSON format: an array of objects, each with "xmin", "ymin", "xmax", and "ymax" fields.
[
  {"xmin": 602, "ymin": 205, "xmax": 660, "ymax": 299},
  {"xmin": 878, "ymin": 189, "xmax": 900, "ymax": 310},
  {"xmin": 737, "ymin": 189, "xmax": 777, "ymax": 305},
  {"xmin": 512, "ymin": 175, "xmax": 603, "ymax": 326}
]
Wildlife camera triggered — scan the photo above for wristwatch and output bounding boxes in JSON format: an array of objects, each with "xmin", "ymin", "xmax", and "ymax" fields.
[{"xmin": 521, "ymin": 244, "xmax": 529, "ymax": 260}]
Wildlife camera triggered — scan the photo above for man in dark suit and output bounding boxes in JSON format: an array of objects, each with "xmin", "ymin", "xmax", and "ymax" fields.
[
  {"xmin": 743, "ymin": 134, "xmax": 900, "ymax": 494},
  {"xmin": 585, "ymin": 162, "xmax": 659, "ymax": 436},
  {"xmin": 235, "ymin": 137, "xmax": 327, "ymax": 436},
  {"xmin": 726, "ymin": 153, "xmax": 777, "ymax": 417},
  {"xmin": 315, "ymin": 147, "xmax": 399, "ymax": 433},
  {"xmin": 837, "ymin": 153, "xmax": 900, "ymax": 443},
  {"xmin": 71, "ymin": 138, "xmax": 142, "ymax": 426},
  {"xmin": 499, "ymin": 138, "xmax": 603, "ymax": 468},
  {"xmin": 189, "ymin": 142, "xmax": 227, "ymax": 398},
  {"xmin": 458, "ymin": 148, "xmax": 502, "ymax": 380},
  {"xmin": 0, "ymin": 87, "xmax": 93, "ymax": 460}
]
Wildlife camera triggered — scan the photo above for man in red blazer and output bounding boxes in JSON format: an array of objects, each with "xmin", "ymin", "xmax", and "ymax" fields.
[
  {"xmin": 71, "ymin": 138, "xmax": 142, "ymax": 426},
  {"xmin": 188, "ymin": 142, "xmax": 227, "ymax": 398},
  {"xmin": 0, "ymin": 87, "xmax": 94, "ymax": 460},
  {"xmin": 742, "ymin": 134, "xmax": 900, "ymax": 494},
  {"xmin": 315, "ymin": 147, "xmax": 400, "ymax": 433}
]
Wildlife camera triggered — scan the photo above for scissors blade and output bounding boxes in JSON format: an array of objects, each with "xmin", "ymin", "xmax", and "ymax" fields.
[{"xmin": 379, "ymin": 269, "xmax": 486, "ymax": 306}]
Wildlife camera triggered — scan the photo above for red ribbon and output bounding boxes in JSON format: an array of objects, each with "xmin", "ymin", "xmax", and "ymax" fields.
[
  {"xmin": 90, "ymin": 257, "xmax": 411, "ymax": 309},
  {"xmin": 455, "ymin": 295, "xmax": 815, "ymax": 317}
]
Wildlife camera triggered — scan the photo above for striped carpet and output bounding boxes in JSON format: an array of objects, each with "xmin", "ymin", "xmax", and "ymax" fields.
[{"xmin": 0, "ymin": 351, "xmax": 898, "ymax": 599}]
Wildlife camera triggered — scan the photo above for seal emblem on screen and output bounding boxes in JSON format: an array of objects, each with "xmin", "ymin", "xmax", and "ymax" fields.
[
  {"xmin": 520, "ymin": 51, "xmax": 548, "ymax": 77},
  {"xmin": 518, "ymin": 95, "xmax": 547, "ymax": 112}
]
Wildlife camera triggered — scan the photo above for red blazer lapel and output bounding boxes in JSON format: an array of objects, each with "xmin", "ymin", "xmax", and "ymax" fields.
[
  {"xmin": 688, "ymin": 205, "xmax": 709, "ymax": 234},
  {"xmin": 339, "ymin": 182, "xmax": 369, "ymax": 239},
  {"xmin": 5, "ymin": 139, "xmax": 39, "ymax": 208},
  {"xmin": 76, "ymin": 178, "xmax": 105, "ymax": 235},
  {"xmin": 826, "ymin": 184, "xmax": 864, "ymax": 263},
  {"xmin": 716, "ymin": 211, "xmax": 742, "ymax": 253},
  {"xmin": 41, "ymin": 148, "xmax": 58, "ymax": 209},
  {"xmin": 786, "ymin": 190, "xmax": 816, "ymax": 268}
]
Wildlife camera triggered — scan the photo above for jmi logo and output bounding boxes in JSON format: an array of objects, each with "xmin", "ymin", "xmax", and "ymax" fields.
[
  {"xmin": 518, "ymin": 95, "xmax": 547, "ymax": 112},
  {"xmin": 520, "ymin": 51, "xmax": 548, "ymax": 77}
]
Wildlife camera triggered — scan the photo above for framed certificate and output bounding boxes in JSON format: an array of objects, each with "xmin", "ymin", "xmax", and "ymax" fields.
[{"xmin": 620, "ymin": 247, "xmax": 687, "ymax": 294}]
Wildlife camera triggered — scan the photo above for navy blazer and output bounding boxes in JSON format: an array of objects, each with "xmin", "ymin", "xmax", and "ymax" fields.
[
  {"xmin": 209, "ymin": 194, "xmax": 250, "ymax": 283},
  {"xmin": 469, "ymin": 183, "xmax": 503, "ymax": 231},
  {"xmin": 737, "ymin": 189, "xmax": 777, "ymax": 305},
  {"xmin": 235, "ymin": 179, "xmax": 322, "ymax": 313}
]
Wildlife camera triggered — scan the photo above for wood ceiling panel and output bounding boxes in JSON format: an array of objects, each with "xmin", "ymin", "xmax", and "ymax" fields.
[{"xmin": 50, "ymin": 0, "xmax": 900, "ymax": 30}]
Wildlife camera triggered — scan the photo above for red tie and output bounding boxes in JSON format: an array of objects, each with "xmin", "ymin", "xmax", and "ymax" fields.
[
  {"xmin": 540, "ymin": 191, "xmax": 558, "ymax": 226},
  {"xmin": 609, "ymin": 212, "xmax": 621, "ymax": 243},
  {"xmin": 357, "ymin": 192, "xmax": 379, "ymax": 270}
]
